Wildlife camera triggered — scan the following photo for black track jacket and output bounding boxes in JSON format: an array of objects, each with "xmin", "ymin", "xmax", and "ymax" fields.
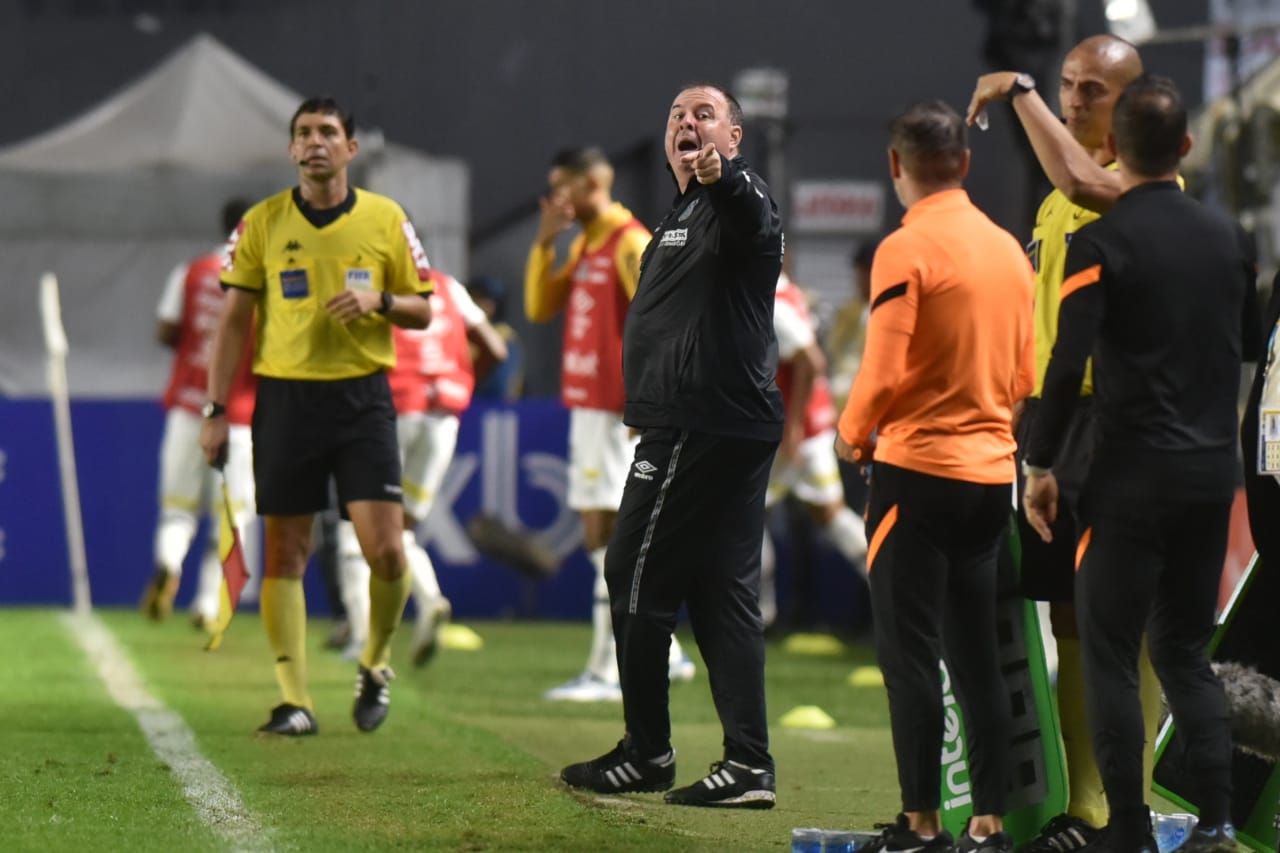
[{"xmin": 622, "ymin": 154, "xmax": 784, "ymax": 441}]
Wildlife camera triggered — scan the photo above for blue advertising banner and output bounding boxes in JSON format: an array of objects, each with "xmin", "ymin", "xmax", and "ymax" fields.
[
  {"xmin": 0, "ymin": 397, "xmax": 867, "ymax": 629},
  {"xmin": 0, "ymin": 398, "xmax": 597, "ymax": 618}
]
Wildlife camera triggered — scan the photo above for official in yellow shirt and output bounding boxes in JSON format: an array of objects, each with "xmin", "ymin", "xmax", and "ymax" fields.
[{"xmin": 201, "ymin": 97, "xmax": 432, "ymax": 738}]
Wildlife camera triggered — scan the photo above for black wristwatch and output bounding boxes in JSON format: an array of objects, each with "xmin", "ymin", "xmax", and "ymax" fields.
[
  {"xmin": 377, "ymin": 291, "xmax": 394, "ymax": 315},
  {"xmin": 201, "ymin": 401, "xmax": 227, "ymax": 419},
  {"xmin": 1010, "ymin": 73, "xmax": 1036, "ymax": 98}
]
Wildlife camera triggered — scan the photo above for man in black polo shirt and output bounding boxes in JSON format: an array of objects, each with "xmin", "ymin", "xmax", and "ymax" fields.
[
  {"xmin": 560, "ymin": 81, "xmax": 784, "ymax": 809},
  {"xmin": 1023, "ymin": 75, "xmax": 1257, "ymax": 853}
]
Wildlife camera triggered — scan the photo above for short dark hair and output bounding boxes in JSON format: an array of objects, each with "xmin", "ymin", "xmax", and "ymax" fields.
[
  {"xmin": 550, "ymin": 146, "xmax": 611, "ymax": 173},
  {"xmin": 679, "ymin": 81, "xmax": 745, "ymax": 127},
  {"xmin": 221, "ymin": 199, "xmax": 250, "ymax": 235},
  {"xmin": 888, "ymin": 100, "xmax": 968, "ymax": 186},
  {"xmin": 290, "ymin": 96, "xmax": 355, "ymax": 139},
  {"xmin": 1112, "ymin": 74, "xmax": 1186, "ymax": 178}
]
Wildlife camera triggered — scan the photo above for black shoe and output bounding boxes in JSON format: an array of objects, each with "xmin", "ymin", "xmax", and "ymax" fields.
[
  {"xmin": 663, "ymin": 759, "xmax": 776, "ymax": 809},
  {"xmin": 560, "ymin": 740, "xmax": 676, "ymax": 793},
  {"xmin": 1077, "ymin": 827, "xmax": 1158, "ymax": 853},
  {"xmin": 1017, "ymin": 814, "xmax": 1099, "ymax": 853},
  {"xmin": 257, "ymin": 703, "xmax": 318, "ymax": 736},
  {"xmin": 860, "ymin": 814, "xmax": 954, "ymax": 852},
  {"xmin": 1176, "ymin": 823, "xmax": 1238, "ymax": 853},
  {"xmin": 352, "ymin": 665, "xmax": 393, "ymax": 732},
  {"xmin": 956, "ymin": 828, "xmax": 1014, "ymax": 853}
]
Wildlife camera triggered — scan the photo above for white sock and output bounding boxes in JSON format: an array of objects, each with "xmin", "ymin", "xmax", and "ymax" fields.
[
  {"xmin": 192, "ymin": 538, "xmax": 223, "ymax": 621},
  {"xmin": 403, "ymin": 529, "xmax": 442, "ymax": 604},
  {"xmin": 153, "ymin": 509, "xmax": 197, "ymax": 575},
  {"xmin": 826, "ymin": 506, "xmax": 868, "ymax": 574},
  {"xmin": 336, "ymin": 520, "xmax": 371, "ymax": 646},
  {"xmin": 758, "ymin": 529, "xmax": 777, "ymax": 627},
  {"xmin": 668, "ymin": 633, "xmax": 688, "ymax": 669},
  {"xmin": 586, "ymin": 547, "xmax": 618, "ymax": 683}
]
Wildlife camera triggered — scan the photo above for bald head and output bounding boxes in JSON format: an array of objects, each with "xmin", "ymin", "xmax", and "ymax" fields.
[
  {"xmin": 1059, "ymin": 34, "xmax": 1144, "ymax": 150},
  {"xmin": 1068, "ymin": 34, "xmax": 1143, "ymax": 83}
]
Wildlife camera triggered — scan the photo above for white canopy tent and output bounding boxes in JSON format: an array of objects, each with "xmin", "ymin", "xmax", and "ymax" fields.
[{"xmin": 0, "ymin": 33, "xmax": 468, "ymax": 396}]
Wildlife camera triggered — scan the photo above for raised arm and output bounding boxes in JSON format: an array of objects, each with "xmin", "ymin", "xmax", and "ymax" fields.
[{"xmin": 967, "ymin": 73, "xmax": 1123, "ymax": 213}]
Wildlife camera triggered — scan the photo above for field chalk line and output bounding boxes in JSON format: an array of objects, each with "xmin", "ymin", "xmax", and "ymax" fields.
[{"xmin": 62, "ymin": 611, "xmax": 267, "ymax": 852}]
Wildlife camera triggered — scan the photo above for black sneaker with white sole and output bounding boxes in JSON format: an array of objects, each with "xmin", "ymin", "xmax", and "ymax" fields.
[
  {"xmin": 257, "ymin": 703, "xmax": 318, "ymax": 736},
  {"xmin": 1016, "ymin": 814, "xmax": 1098, "ymax": 853},
  {"xmin": 352, "ymin": 665, "xmax": 393, "ymax": 732},
  {"xmin": 860, "ymin": 814, "xmax": 954, "ymax": 852},
  {"xmin": 663, "ymin": 760, "xmax": 776, "ymax": 809},
  {"xmin": 560, "ymin": 740, "xmax": 676, "ymax": 794}
]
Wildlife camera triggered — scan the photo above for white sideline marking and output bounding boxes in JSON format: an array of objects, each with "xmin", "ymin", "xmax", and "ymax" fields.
[{"xmin": 62, "ymin": 611, "xmax": 266, "ymax": 851}]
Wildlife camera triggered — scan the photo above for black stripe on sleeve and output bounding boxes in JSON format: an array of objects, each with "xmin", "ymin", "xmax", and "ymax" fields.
[{"xmin": 870, "ymin": 282, "xmax": 908, "ymax": 312}]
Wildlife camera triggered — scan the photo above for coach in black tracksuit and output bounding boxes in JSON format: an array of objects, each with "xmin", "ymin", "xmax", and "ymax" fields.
[
  {"xmin": 560, "ymin": 82, "xmax": 783, "ymax": 809},
  {"xmin": 1023, "ymin": 75, "xmax": 1259, "ymax": 853}
]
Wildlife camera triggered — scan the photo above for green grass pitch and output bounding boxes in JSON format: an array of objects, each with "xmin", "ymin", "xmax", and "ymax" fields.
[{"xmin": 3, "ymin": 609, "xmax": 902, "ymax": 852}]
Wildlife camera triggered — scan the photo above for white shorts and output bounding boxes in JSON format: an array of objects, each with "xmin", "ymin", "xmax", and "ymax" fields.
[
  {"xmin": 398, "ymin": 411, "xmax": 460, "ymax": 522},
  {"xmin": 567, "ymin": 408, "xmax": 637, "ymax": 512},
  {"xmin": 158, "ymin": 407, "xmax": 255, "ymax": 519},
  {"xmin": 766, "ymin": 428, "xmax": 844, "ymax": 509}
]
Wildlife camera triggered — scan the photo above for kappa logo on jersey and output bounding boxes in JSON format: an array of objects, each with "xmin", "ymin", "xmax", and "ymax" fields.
[
  {"xmin": 678, "ymin": 198, "xmax": 700, "ymax": 222},
  {"xmin": 658, "ymin": 228, "xmax": 688, "ymax": 248},
  {"xmin": 632, "ymin": 459, "xmax": 658, "ymax": 481},
  {"xmin": 221, "ymin": 220, "xmax": 246, "ymax": 271},
  {"xmin": 284, "ymin": 240, "xmax": 303, "ymax": 252},
  {"xmin": 401, "ymin": 220, "xmax": 432, "ymax": 282}
]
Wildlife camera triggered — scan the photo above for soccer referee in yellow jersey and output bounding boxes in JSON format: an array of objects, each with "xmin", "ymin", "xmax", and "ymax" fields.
[
  {"xmin": 966, "ymin": 35, "xmax": 1166, "ymax": 852},
  {"xmin": 201, "ymin": 97, "xmax": 433, "ymax": 736}
]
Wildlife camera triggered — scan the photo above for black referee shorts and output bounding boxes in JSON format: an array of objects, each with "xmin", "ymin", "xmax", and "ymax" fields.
[
  {"xmin": 1016, "ymin": 395, "xmax": 1095, "ymax": 601},
  {"xmin": 252, "ymin": 372, "xmax": 402, "ymax": 516}
]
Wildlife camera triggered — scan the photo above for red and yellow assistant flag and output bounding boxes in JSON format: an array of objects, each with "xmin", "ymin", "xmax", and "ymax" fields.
[{"xmin": 205, "ymin": 476, "xmax": 250, "ymax": 651}]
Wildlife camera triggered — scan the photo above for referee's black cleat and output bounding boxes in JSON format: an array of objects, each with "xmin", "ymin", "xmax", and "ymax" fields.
[
  {"xmin": 257, "ymin": 703, "xmax": 318, "ymax": 736},
  {"xmin": 352, "ymin": 665, "xmax": 394, "ymax": 732},
  {"xmin": 560, "ymin": 740, "xmax": 676, "ymax": 794},
  {"xmin": 663, "ymin": 759, "xmax": 776, "ymax": 809}
]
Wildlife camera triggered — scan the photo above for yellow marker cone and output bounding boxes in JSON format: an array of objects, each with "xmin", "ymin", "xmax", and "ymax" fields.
[
  {"xmin": 847, "ymin": 665, "xmax": 885, "ymax": 687},
  {"xmin": 781, "ymin": 705, "xmax": 836, "ymax": 729},
  {"xmin": 782, "ymin": 632, "xmax": 846, "ymax": 656},
  {"xmin": 440, "ymin": 623, "xmax": 484, "ymax": 651}
]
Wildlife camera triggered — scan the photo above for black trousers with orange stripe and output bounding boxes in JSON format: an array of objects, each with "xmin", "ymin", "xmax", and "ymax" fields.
[
  {"xmin": 865, "ymin": 461, "xmax": 1012, "ymax": 815},
  {"xmin": 605, "ymin": 427, "xmax": 777, "ymax": 770},
  {"xmin": 1075, "ymin": 491, "xmax": 1234, "ymax": 838}
]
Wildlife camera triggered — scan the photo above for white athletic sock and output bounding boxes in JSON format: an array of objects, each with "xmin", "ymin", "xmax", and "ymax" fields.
[
  {"xmin": 586, "ymin": 547, "xmax": 618, "ymax": 683},
  {"xmin": 153, "ymin": 509, "xmax": 197, "ymax": 575},
  {"xmin": 336, "ymin": 520, "xmax": 371, "ymax": 647},
  {"xmin": 403, "ymin": 529, "xmax": 442, "ymax": 604},
  {"xmin": 192, "ymin": 537, "xmax": 223, "ymax": 621},
  {"xmin": 826, "ymin": 506, "xmax": 868, "ymax": 574},
  {"xmin": 759, "ymin": 529, "xmax": 777, "ymax": 627}
]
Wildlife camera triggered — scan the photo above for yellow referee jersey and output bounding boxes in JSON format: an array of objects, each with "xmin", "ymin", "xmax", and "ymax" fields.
[
  {"xmin": 222, "ymin": 187, "xmax": 433, "ymax": 380},
  {"xmin": 1027, "ymin": 165, "xmax": 1182, "ymax": 396}
]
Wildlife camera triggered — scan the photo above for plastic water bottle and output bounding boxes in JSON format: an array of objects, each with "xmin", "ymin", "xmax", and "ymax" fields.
[
  {"xmin": 791, "ymin": 828, "xmax": 824, "ymax": 853},
  {"xmin": 791, "ymin": 828, "xmax": 879, "ymax": 852},
  {"xmin": 1153, "ymin": 813, "xmax": 1197, "ymax": 852}
]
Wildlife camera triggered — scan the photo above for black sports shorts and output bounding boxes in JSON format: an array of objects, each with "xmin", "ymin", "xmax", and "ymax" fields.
[
  {"xmin": 252, "ymin": 372, "xmax": 402, "ymax": 516},
  {"xmin": 1015, "ymin": 395, "xmax": 1095, "ymax": 601}
]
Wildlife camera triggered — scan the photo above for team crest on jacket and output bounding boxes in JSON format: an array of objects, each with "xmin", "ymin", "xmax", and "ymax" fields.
[{"xmin": 678, "ymin": 198, "xmax": 700, "ymax": 222}]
